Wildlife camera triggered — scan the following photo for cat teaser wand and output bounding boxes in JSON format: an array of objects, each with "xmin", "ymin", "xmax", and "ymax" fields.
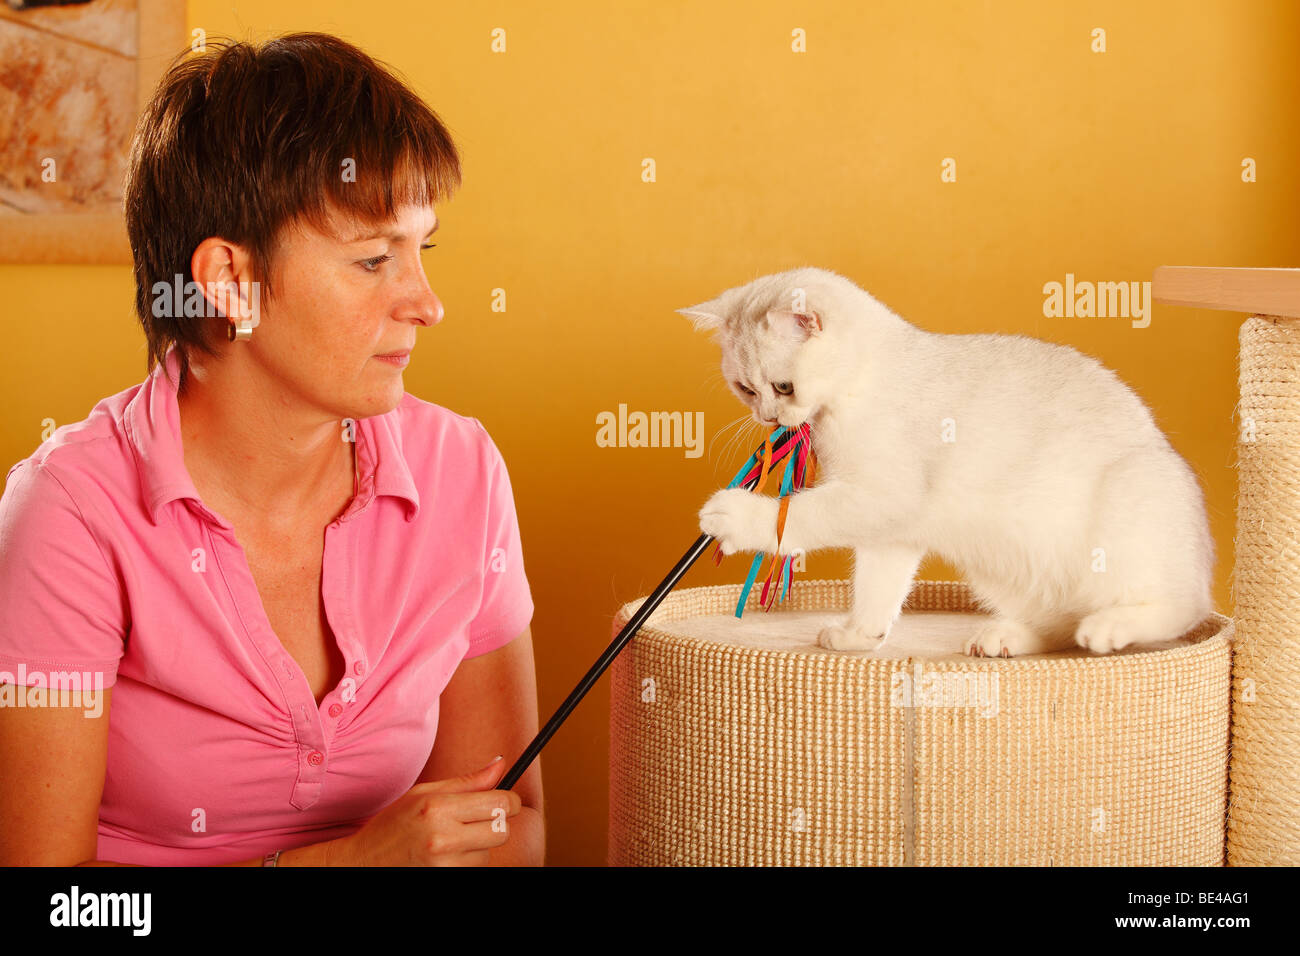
[{"xmin": 498, "ymin": 424, "xmax": 818, "ymax": 791}]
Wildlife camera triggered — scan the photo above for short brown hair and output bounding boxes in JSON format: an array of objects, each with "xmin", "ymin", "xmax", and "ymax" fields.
[{"xmin": 123, "ymin": 32, "xmax": 462, "ymax": 389}]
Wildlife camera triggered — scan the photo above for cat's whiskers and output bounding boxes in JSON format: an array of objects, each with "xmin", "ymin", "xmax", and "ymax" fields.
[
  {"xmin": 699, "ymin": 369, "xmax": 731, "ymax": 402},
  {"xmin": 734, "ymin": 419, "xmax": 764, "ymax": 471},
  {"xmin": 730, "ymin": 419, "xmax": 768, "ymax": 481},
  {"xmin": 708, "ymin": 414, "xmax": 751, "ymax": 469}
]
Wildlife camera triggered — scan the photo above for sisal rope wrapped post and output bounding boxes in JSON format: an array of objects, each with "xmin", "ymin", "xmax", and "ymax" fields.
[
  {"xmin": 609, "ymin": 579, "xmax": 1232, "ymax": 866},
  {"xmin": 1228, "ymin": 315, "xmax": 1300, "ymax": 865}
]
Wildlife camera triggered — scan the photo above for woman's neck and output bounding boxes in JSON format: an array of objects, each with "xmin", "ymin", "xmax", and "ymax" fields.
[{"xmin": 176, "ymin": 357, "xmax": 356, "ymax": 531}]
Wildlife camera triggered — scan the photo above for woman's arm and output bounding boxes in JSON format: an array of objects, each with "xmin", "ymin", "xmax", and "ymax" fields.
[
  {"xmin": 76, "ymin": 841, "xmax": 347, "ymax": 866},
  {"xmin": 0, "ymin": 629, "xmax": 544, "ymax": 866},
  {"xmin": 0, "ymin": 686, "xmax": 112, "ymax": 865},
  {"xmin": 0, "ymin": 686, "xmax": 345, "ymax": 867},
  {"xmin": 418, "ymin": 626, "xmax": 544, "ymax": 866}
]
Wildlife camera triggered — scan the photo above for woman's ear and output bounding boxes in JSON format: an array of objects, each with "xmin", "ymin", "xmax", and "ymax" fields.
[{"xmin": 189, "ymin": 237, "xmax": 261, "ymax": 328}]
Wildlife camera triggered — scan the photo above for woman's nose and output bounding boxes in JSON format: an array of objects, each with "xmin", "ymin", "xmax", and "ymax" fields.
[{"xmin": 407, "ymin": 289, "xmax": 442, "ymax": 327}]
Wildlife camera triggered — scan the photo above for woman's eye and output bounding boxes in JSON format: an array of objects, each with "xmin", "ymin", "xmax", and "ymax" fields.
[
  {"xmin": 362, "ymin": 244, "xmax": 435, "ymax": 272},
  {"xmin": 774, "ymin": 382, "xmax": 793, "ymax": 396}
]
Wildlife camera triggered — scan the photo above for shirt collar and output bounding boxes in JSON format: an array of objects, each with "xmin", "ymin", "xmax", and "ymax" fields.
[{"xmin": 124, "ymin": 344, "xmax": 421, "ymax": 527}]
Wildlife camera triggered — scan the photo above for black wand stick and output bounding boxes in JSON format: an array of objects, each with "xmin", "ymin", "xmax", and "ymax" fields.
[{"xmin": 497, "ymin": 425, "xmax": 810, "ymax": 791}]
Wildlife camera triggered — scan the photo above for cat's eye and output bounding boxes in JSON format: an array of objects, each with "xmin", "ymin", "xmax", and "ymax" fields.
[
  {"xmin": 735, "ymin": 382, "xmax": 756, "ymax": 396},
  {"xmin": 773, "ymin": 382, "xmax": 794, "ymax": 396}
]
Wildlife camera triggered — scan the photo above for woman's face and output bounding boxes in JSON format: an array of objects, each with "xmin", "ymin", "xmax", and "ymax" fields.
[{"xmin": 251, "ymin": 201, "xmax": 443, "ymax": 421}]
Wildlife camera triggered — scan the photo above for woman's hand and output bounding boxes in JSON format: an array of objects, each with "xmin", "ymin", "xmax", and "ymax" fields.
[{"xmin": 332, "ymin": 757, "xmax": 522, "ymax": 865}]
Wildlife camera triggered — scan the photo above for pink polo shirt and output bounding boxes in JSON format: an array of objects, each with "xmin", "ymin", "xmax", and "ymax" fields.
[{"xmin": 0, "ymin": 345, "xmax": 534, "ymax": 865}]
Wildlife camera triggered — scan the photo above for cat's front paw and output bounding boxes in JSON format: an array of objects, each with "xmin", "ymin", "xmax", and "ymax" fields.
[
  {"xmin": 699, "ymin": 488, "xmax": 779, "ymax": 555},
  {"xmin": 964, "ymin": 618, "xmax": 1039, "ymax": 658},
  {"xmin": 817, "ymin": 620, "xmax": 885, "ymax": 652}
]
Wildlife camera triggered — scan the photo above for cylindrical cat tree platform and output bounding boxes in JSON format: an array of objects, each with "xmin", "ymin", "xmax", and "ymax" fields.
[{"xmin": 609, "ymin": 579, "xmax": 1232, "ymax": 866}]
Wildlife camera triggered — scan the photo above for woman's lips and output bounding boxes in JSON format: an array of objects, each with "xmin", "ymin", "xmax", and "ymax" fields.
[{"xmin": 375, "ymin": 350, "xmax": 411, "ymax": 367}]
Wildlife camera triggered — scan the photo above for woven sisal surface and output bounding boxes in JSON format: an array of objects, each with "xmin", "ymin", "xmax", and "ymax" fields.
[
  {"xmin": 609, "ymin": 578, "xmax": 1232, "ymax": 866},
  {"xmin": 1229, "ymin": 317, "xmax": 1300, "ymax": 865}
]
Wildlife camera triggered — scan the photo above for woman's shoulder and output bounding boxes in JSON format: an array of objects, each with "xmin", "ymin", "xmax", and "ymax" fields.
[
  {"xmin": 3, "ymin": 381, "xmax": 142, "ymax": 515},
  {"xmin": 385, "ymin": 393, "xmax": 505, "ymax": 468},
  {"xmin": 377, "ymin": 395, "xmax": 521, "ymax": 524},
  {"xmin": 0, "ymin": 387, "xmax": 136, "ymax": 648},
  {"xmin": 390, "ymin": 391, "xmax": 484, "ymax": 434}
]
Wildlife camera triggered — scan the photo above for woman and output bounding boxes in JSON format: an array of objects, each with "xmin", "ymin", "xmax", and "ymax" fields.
[{"xmin": 0, "ymin": 33, "xmax": 543, "ymax": 865}]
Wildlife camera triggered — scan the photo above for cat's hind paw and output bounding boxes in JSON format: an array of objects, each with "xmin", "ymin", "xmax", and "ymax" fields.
[
  {"xmin": 1074, "ymin": 603, "xmax": 1196, "ymax": 653},
  {"xmin": 964, "ymin": 618, "xmax": 1042, "ymax": 658},
  {"xmin": 1074, "ymin": 608, "xmax": 1139, "ymax": 654},
  {"xmin": 817, "ymin": 621, "xmax": 884, "ymax": 652}
]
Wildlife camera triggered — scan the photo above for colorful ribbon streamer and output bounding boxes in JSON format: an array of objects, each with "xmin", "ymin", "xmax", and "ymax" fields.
[{"xmin": 711, "ymin": 423, "xmax": 818, "ymax": 617}]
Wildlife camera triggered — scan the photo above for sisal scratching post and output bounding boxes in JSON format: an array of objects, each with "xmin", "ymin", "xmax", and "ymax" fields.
[
  {"xmin": 1228, "ymin": 315, "xmax": 1300, "ymax": 865},
  {"xmin": 608, "ymin": 579, "xmax": 1232, "ymax": 866}
]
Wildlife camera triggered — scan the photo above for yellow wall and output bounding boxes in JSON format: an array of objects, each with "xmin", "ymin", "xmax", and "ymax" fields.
[{"xmin": 2, "ymin": 0, "xmax": 1297, "ymax": 866}]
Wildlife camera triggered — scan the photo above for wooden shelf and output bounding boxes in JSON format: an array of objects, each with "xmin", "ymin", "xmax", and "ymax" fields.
[{"xmin": 1153, "ymin": 266, "xmax": 1300, "ymax": 318}]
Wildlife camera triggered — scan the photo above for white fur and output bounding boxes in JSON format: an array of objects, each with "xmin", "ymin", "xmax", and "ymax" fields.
[{"xmin": 686, "ymin": 267, "xmax": 1214, "ymax": 657}]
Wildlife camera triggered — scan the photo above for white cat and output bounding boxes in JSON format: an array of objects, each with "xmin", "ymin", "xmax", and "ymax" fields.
[{"xmin": 683, "ymin": 267, "xmax": 1214, "ymax": 657}]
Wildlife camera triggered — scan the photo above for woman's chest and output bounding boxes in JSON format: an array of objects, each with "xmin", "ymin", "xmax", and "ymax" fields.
[{"xmin": 238, "ymin": 530, "xmax": 344, "ymax": 704}]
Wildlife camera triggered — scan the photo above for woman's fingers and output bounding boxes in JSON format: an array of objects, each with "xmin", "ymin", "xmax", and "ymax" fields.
[
  {"xmin": 411, "ymin": 757, "xmax": 523, "ymax": 824},
  {"xmin": 418, "ymin": 756, "xmax": 505, "ymax": 794},
  {"xmin": 430, "ymin": 788, "xmax": 521, "ymax": 826}
]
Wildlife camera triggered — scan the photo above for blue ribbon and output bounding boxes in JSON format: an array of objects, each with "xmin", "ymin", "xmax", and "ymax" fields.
[{"xmin": 730, "ymin": 426, "xmax": 802, "ymax": 618}]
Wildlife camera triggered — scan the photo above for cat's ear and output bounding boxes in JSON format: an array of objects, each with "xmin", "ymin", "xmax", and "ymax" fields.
[
  {"xmin": 766, "ymin": 309, "xmax": 823, "ymax": 341},
  {"xmin": 677, "ymin": 302, "xmax": 725, "ymax": 334}
]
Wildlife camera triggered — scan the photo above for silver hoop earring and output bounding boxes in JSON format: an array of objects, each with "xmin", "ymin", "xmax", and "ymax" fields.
[{"xmin": 227, "ymin": 319, "xmax": 254, "ymax": 342}]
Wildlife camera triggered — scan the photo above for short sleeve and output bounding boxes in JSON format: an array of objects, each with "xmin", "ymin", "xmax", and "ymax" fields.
[
  {"xmin": 463, "ymin": 420, "xmax": 534, "ymax": 658},
  {"xmin": 0, "ymin": 461, "xmax": 127, "ymax": 687}
]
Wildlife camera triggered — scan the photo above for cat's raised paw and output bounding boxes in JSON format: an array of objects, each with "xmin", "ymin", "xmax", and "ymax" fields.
[
  {"xmin": 698, "ymin": 488, "xmax": 778, "ymax": 555},
  {"xmin": 817, "ymin": 622, "xmax": 884, "ymax": 652}
]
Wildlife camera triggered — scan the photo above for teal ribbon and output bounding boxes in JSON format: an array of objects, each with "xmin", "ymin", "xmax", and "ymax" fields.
[{"xmin": 731, "ymin": 428, "xmax": 801, "ymax": 618}]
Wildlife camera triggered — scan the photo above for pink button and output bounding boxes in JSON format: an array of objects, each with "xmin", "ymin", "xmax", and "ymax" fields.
[
  {"xmin": 328, "ymin": 703, "xmax": 342, "ymax": 717},
  {"xmin": 353, "ymin": 661, "xmax": 365, "ymax": 676},
  {"xmin": 307, "ymin": 751, "xmax": 324, "ymax": 766}
]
